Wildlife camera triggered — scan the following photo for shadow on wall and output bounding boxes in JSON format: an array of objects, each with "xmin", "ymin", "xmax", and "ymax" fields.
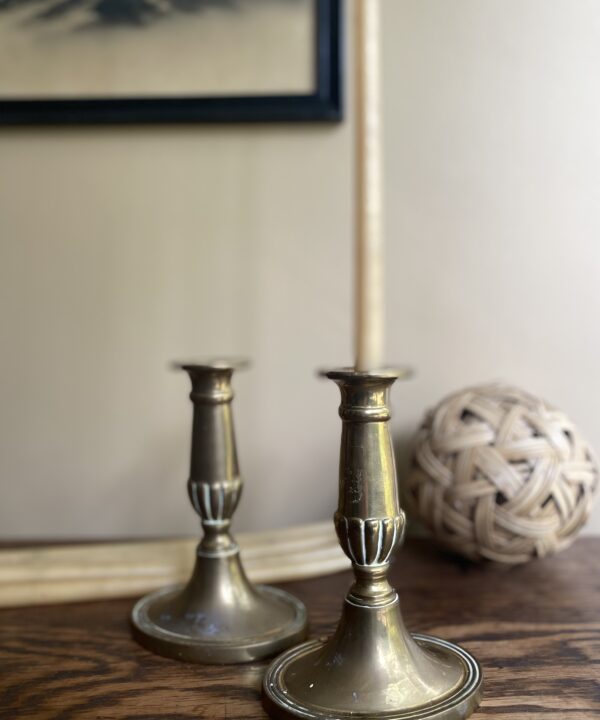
[
  {"xmin": 238, "ymin": 443, "xmax": 338, "ymax": 532},
  {"xmin": 394, "ymin": 429, "xmax": 427, "ymax": 539},
  {"xmin": 107, "ymin": 429, "xmax": 190, "ymax": 537}
]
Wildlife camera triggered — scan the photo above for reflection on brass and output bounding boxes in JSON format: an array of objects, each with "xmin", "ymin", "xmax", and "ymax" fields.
[
  {"xmin": 132, "ymin": 360, "xmax": 307, "ymax": 664},
  {"xmin": 263, "ymin": 369, "xmax": 483, "ymax": 719}
]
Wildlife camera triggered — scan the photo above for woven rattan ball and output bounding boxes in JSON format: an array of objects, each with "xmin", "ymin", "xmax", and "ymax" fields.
[{"xmin": 406, "ymin": 384, "xmax": 599, "ymax": 564}]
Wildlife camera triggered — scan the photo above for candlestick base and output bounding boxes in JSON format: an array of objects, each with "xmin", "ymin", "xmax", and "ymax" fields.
[
  {"xmin": 132, "ymin": 546, "xmax": 307, "ymax": 664},
  {"xmin": 263, "ymin": 595, "xmax": 481, "ymax": 719}
]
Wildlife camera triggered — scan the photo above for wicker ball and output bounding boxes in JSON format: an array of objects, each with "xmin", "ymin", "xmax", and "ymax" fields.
[{"xmin": 406, "ymin": 384, "xmax": 599, "ymax": 564}]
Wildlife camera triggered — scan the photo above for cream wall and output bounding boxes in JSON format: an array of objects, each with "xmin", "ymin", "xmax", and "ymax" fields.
[{"xmin": 1, "ymin": 0, "xmax": 599, "ymax": 538}]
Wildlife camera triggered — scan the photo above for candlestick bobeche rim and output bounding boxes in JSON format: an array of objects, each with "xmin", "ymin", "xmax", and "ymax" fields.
[
  {"xmin": 172, "ymin": 357, "xmax": 250, "ymax": 373},
  {"xmin": 319, "ymin": 366, "xmax": 413, "ymax": 381}
]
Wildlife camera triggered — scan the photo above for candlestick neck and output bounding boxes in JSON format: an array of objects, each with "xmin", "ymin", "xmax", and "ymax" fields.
[
  {"xmin": 324, "ymin": 369, "xmax": 406, "ymax": 608},
  {"xmin": 178, "ymin": 361, "xmax": 246, "ymax": 556}
]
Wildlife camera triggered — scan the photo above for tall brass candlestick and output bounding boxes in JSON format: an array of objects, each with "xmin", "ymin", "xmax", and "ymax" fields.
[
  {"xmin": 132, "ymin": 360, "xmax": 307, "ymax": 664},
  {"xmin": 263, "ymin": 369, "xmax": 482, "ymax": 719}
]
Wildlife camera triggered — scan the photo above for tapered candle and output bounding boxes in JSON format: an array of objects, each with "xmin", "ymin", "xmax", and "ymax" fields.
[{"xmin": 354, "ymin": 0, "xmax": 384, "ymax": 372}]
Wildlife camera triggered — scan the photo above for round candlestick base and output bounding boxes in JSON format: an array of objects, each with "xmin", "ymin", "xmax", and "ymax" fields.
[
  {"xmin": 263, "ymin": 596, "xmax": 482, "ymax": 719},
  {"xmin": 132, "ymin": 576, "xmax": 307, "ymax": 664}
]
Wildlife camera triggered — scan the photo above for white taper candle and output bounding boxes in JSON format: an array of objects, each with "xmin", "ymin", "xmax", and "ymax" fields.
[{"xmin": 354, "ymin": 0, "xmax": 384, "ymax": 372}]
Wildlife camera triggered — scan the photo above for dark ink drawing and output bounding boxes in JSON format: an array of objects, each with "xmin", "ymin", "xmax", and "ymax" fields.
[{"xmin": 0, "ymin": 0, "xmax": 303, "ymax": 29}]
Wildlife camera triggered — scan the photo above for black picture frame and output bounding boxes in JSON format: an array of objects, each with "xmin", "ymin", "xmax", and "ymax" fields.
[{"xmin": 0, "ymin": 0, "xmax": 342, "ymax": 126}]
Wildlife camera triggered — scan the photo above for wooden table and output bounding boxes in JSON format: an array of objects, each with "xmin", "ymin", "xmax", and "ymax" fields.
[{"xmin": 1, "ymin": 538, "xmax": 598, "ymax": 719}]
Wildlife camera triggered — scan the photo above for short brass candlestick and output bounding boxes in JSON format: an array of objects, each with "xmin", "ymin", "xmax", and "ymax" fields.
[
  {"xmin": 264, "ymin": 369, "xmax": 482, "ymax": 719},
  {"xmin": 132, "ymin": 360, "xmax": 307, "ymax": 664}
]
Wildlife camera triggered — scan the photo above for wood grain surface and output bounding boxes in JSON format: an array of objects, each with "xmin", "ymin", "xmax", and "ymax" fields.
[{"xmin": 0, "ymin": 538, "xmax": 598, "ymax": 719}]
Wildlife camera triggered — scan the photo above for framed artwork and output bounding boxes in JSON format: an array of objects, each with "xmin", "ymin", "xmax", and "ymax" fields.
[{"xmin": 0, "ymin": 0, "xmax": 342, "ymax": 124}]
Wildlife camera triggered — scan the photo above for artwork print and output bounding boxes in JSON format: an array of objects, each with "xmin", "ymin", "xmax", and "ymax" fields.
[{"xmin": 0, "ymin": 0, "xmax": 341, "ymax": 123}]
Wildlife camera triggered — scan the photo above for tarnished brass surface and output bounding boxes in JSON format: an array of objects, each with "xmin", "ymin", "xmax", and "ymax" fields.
[
  {"xmin": 132, "ymin": 361, "xmax": 307, "ymax": 664},
  {"xmin": 263, "ymin": 369, "xmax": 482, "ymax": 718}
]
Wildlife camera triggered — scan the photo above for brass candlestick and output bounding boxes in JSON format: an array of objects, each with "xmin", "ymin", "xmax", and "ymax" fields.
[
  {"xmin": 263, "ymin": 369, "xmax": 482, "ymax": 719},
  {"xmin": 132, "ymin": 360, "xmax": 307, "ymax": 664}
]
